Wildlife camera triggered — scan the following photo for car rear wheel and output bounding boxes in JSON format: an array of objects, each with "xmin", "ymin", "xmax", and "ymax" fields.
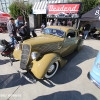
[{"xmin": 45, "ymin": 61, "xmax": 59, "ymax": 79}]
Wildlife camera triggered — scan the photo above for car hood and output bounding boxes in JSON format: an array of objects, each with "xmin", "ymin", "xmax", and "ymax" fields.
[{"xmin": 23, "ymin": 35, "xmax": 64, "ymax": 45}]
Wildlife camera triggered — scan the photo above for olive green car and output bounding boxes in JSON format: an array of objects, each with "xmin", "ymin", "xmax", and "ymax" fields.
[{"xmin": 13, "ymin": 26, "xmax": 83, "ymax": 79}]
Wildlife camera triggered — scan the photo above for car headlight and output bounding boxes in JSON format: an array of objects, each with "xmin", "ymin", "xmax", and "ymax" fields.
[
  {"xmin": 97, "ymin": 63, "xmax": 100, "ymax": 69},
  {"xmin": 31, "ymin": 52, "xmax": 39, "ymax": 60}
]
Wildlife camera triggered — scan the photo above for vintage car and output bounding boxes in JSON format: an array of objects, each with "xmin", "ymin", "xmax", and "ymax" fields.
[
  {"xmin": 88, "ymin": 51, "xmax": 100, "ymax": 88},
  {"xmin": 13, "ymin": 26, "xmax": 83, "ymax": 79}
]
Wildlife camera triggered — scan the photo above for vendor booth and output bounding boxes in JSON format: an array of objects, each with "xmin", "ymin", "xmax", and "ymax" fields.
[
  {"xmin": 80, "ymin": 5, "xmax": 100, "ymax": 39},
  {"xmin": 31, "ymin": 2, "xmax": 82, "ymax": 28},
  {"xmin": 81, "ymin": 5, "xmax": 100, "ymax": 21},
  {"xmin": 47, "ymin": 2, "xmax": 82, "ymax": 27},
  {"xmin": 80, "ymin": 5, "xmax": 100, "ymax": 29},
  {"xmin": 31, "ymin": 0, "xmax": 61, "ymax": 28}
]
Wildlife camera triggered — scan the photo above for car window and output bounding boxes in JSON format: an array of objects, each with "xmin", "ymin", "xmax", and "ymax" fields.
[
  {"xmin": 67, "ymin": 30, "xmax": 76, "ymax": 38},
  {"xmin": 44, "ymin": 28, "xmax": 51, "ymax": 34},
  {"xmin": 42, "ymin": 28, "xmax": 65, "ymax": 38}
]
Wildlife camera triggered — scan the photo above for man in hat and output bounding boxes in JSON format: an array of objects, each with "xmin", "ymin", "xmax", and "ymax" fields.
[{"xmin": 7, "ymin": 18, "xmax": 17, "ymax": 47}]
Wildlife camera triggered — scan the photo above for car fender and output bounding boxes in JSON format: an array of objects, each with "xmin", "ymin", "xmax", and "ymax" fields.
[
  {"xmin": 31, "ymin": 53, "xmax": 66, "ymax": 79},
  {"xmin": 13, "ymin": 49, "xmax": 22, "ymax": 60}
]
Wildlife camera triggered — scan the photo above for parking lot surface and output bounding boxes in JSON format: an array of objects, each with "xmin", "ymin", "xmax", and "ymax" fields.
[{"xmin": 0, "ymin": 32, "xmax": 100, "ymax": 100}]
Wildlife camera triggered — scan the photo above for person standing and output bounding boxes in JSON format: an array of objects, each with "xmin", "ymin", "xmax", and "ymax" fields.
[
  {"xmin": 50, "ymin": 19, "xmax": 53, "ymax": 26},
  {"xmin": 84, "ymin": 22, "xmax": 91, "ymax": 39},
  {"xmin": 62, "ymin": 21, "xmax": 66, "ymax": 26},
  {"xmin": 7, "ymin": 18, "xmax": 17, "ymax": 47},
  {"xmin": 23, "ymin": 22, "xmax": 31, "ymax": 39},
  {"xmin": 15, "ymin": 18, "xmax": 19, "ymax": 31},
  {"xmin": 18, "ymin": 22, "xmax": 31, "ymax": 42},
  {"xmin": 79, "ymin": 24, "xmax": 84, "ymax": 36},
  {"xmin": 47, "ymin": 19, "xmax": 50, "ymax": 26},
  {"xmin": 53, "ymin": 19, "xmax": 58, "ymax": 26},
  {"xmin": 41, "ymin": 23, "xmax": 45, "ymax": 32}
]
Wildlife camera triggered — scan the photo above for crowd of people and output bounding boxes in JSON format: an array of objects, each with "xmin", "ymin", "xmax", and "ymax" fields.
[
  {"xmin": 41, "ymin": 19, "xmax": 98, "ymax": 40},
  {"xmin": 46, "ymin": 19, "xmax": 73, "ymax": 26},
  {"xmin": 6, "ymin": 17, "xmax": 98, "ymax": 47},
  {"xmin": 7, "ymin": 17, "xmax": 36, "ymax": 47},
  {"xmin": 41, "ymin": 19, "xmax": 74, "ymax": 32}
]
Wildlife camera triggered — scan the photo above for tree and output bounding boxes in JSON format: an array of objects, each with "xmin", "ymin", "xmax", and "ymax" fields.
[
  {"xmin": 9, "ymin": 1, "xmax": 32, "ymax": 21},
  {"xmin": 9, "ymin": 2, "xmax": 21, "ymax": 18},
  {"xmin": 81, "ymin": 0, "xmax": 99, "ymax": 14}
]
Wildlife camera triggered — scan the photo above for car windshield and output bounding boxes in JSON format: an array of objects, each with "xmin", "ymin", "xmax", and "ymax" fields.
[{"xmin": 42, "ymin": 28, "xmax": 65, "ymax": 38}]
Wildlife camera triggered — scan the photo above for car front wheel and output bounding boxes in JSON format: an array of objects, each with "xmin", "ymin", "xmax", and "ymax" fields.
[{"xmin": 44, "ymin": 61, "xmax": 59, "ymax": 79}]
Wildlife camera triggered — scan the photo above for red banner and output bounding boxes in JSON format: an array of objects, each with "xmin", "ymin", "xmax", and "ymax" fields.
[
  {"xmin": 0, "ymin": 17, "xmax": 9, "ymax": 23},
  {"xmin": 48, "ymin": 4, "xmax": 80, "ymax": 14}
]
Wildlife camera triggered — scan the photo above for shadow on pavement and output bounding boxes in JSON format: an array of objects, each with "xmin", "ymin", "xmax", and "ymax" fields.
[
  {"xmin": 39, "ymin": 65, "xmax": 82, "ymax": 87},
  {"xmin": 0, "ymin": 45, "xmax": 99, "ymax": 89},
  {"xmin": 0, "ymin": 59, "xmax": 10, "ymax": 65},
  {"xmin": 0, "ymin": 72, "xmax": 32, "ymax": 89},
  {"xmin": 39, "ymin": 45, "xmax": 98, "ymax": 87},
  {"xmin": 34, "ymin": 90, "xmax": 97, "ymax": 100}
]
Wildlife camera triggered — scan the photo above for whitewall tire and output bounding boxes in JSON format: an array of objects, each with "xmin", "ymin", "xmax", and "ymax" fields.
[{"xmin": 45, "ymin": 61, "xmax": 59, "ymax": 79}]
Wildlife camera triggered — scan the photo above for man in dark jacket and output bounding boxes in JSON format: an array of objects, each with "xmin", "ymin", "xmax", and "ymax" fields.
[
  {"xmin": 23, "ymin": 22, "xmax": 31, "ymax": 38},
  {"xmin": 84, "ymin": 22, "xmax": 91, "ymax": 39},
  {"xmin": 18, "ymin": 22, "xmax": 31, "ymax": 42},
  {"xmin": 7, "ymin": 18, "xmax": 17, "ymax": 47}
]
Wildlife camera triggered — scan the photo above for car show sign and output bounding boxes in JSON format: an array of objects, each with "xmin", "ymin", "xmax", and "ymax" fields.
[{"xmin": 47, "ymin": 3, "xmax": 82, "ymax": 18}]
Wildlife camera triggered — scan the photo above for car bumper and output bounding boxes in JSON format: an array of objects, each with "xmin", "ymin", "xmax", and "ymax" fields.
[{"xmin": 87, "ymin": 72, "xmax": 100, "ymax": 89}]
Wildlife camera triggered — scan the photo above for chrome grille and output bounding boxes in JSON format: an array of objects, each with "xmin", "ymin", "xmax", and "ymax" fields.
[{"xmin": 20, "ymin": 44, "xmax": 30, "ymax": 70}]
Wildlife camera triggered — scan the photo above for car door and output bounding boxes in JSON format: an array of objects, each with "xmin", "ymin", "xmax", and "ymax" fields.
[{"xmin": 61, "ymin": 29, "xmax": 77, "ymax": 57}]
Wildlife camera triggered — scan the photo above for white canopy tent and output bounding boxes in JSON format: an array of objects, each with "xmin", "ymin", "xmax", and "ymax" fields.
[{"xmin": 0, "ymin": 11, "xmax": 10, "ymax": 23}]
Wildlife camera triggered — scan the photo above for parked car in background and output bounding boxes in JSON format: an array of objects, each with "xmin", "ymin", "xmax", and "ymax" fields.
[
  {"xmin": 13, "ymin": 26, "xmax": 83, "ymax": 79},
  {"xmin": 88, "ymin": 51, "xmax": 100, "ymax": 88}
]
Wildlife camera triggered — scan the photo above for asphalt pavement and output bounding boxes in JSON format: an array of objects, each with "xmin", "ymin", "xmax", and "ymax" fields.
[{"xmin": 0, "ymin": 31, "xmax": 100, "ymax": 100}]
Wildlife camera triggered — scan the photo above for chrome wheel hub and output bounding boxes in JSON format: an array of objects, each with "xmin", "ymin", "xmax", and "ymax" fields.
[{"xmin": 48, "ymin": 65, "xmax": 55, "ymax": 73}]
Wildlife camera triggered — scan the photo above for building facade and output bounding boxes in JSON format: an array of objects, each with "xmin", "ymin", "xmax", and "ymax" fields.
[
  {"xmin": 0, "ymin": 0, "xmax": 80, "ymax": 28},
  {"xmin": 32, "ymin": 0, "xmax": 67, "ymax": 28},
  {"xmin": 0, "ymin": 0, "xmax": 11, "ymax": 13},
  {"xmin": 0, "ymin": 0, "xmax": 35, "ymax": 13}
]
